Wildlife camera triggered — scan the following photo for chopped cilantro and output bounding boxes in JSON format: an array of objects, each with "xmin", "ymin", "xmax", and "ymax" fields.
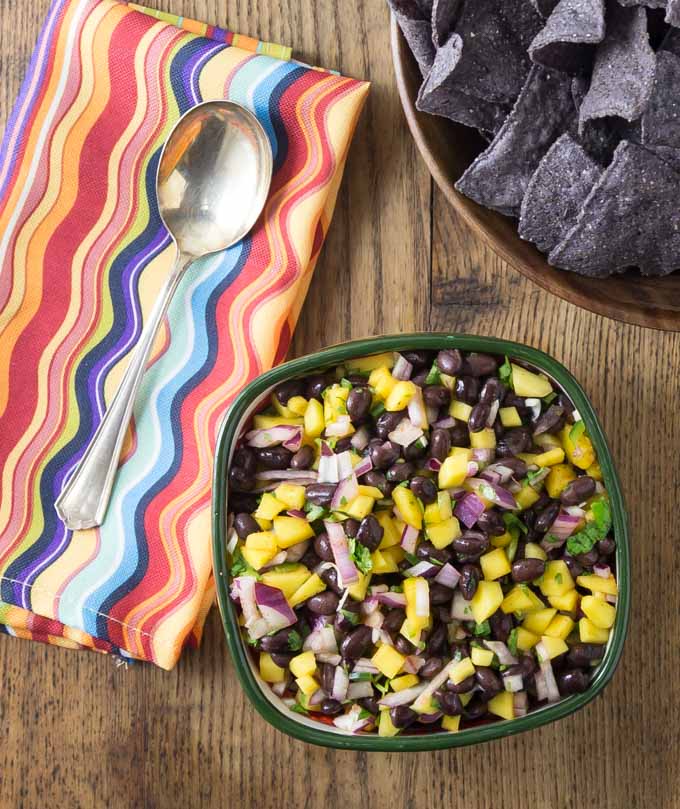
[
  {"xmin": 424, "ymin": 362, "xmax": 442, "ymax": 386},
  {"xmin": 246, "ymin": 635, "xmax": 259, "ymax": 646},
  {"xmin": 287, "ymin": 630, "xmax": 303, "ymax": 652},
  {"xmin": 349, "ymin": 671, "xmax": 373, "ymax": 681},
  {"xmin": 542, "ymin": 533, "xmax": 561, "ymax": 547},
  {"xmin": 542, "ymin": 392, "xmax": 557, "ymax": 405},
  {"xmin": 404, "ymin": 551, "xmax": 419, "ymax": 566},
  {"xmin": 566, "ymin": 497, "xmax": 612, "ymax": 556},
  {"xmin": 389, "ymin": 584, "xmax": 404, "ymax": 593},
  {"xmin": 370, "ymin": 401, "xmax": 386, "ymax": 419},
  {"xmin": 569, "ymin": 420, "xmax": 586, "ymax": 443},
  {"xmin": 340, "ymin": 608, "xmax": 360, "ymax": 626},
  {"xmin": 358, "ymin": 708, "xmax": 373, "ymax": 721},
  {"xmin": 373, "ymin": 678, "xmax": 390, "ymax": 696},
  {"xmin": 499, "ymin": 356, "xmax": 513, "ymax": 387},
  {"xmin": 340, "ymin": 378, "xmax": 353, "ymax": 389},
  {"xmin": 480, "ymin": 483, "xmax": 496, "ymax": 502},
  {"xmin": 229, "ymin": 549, "xmax": 259, "ymax": 579},
  {"xmin": 507, "ymin": 627, "xmax": 519, "ymax": 657},
  {"xmin": 472, "ymin": 620, "xmax": 491, "ymax": 637},
  {"xmin": 304, "ymin": 503, "xmax": 328, "ymax": 523},
  {"xmin": 340, "ymin": 496, "xmax": 348, "ymax": 506},
  {"xmin": 430, "ymin": 556, "xmax": 444, "ymax": 566},
  {"xmin": 503, "ymin": 513, "xmax": 528, "ymax": 536},
  {"xmin": 524, "ymin": 467, "xmax": 546, "ymax": 488},
  {"xmin": 290, "ymin": 703, "xmax": 308, "ymax": 715},
  {"xmin": 555, "ymin": 573, "xmax": 563, "ymax": 585},
  {"xmin": 348, "ymin": 538, "xmax": 373, "ymax": 575}
]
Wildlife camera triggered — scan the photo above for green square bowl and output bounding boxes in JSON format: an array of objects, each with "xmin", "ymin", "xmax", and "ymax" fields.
[{"xmin": 212, "ymin": 333, "xmax": 630, "ymax": 751}]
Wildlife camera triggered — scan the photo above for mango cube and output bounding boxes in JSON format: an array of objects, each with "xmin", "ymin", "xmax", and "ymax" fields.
[
  {"xmin": 376, "ymin": 511, "xmax": 401, "ymax": 549},
  {"xmin": 287, "ymin": 396, "xmax": 308, "ymax": 416},
  {"xmin": 449, "ymin": 657, "xmax": 475, "ymax": 685},
  {"xmin": 441, "ymin": 715, "xmax": 462, "ymax": 732},
  {"xmin": 288, "ymin": 573, "xmax": 326, "ymax": 608},
  {"xmin": 539, "ymin": 560, "xmax": 575, "ymax": 597},
  {"xmin": 343, "ymin": 494, "xmax": 376, "ymax": 520},
  {"xmin": 427, "ymin": 517, "xmax": 461, "ymax": 549},
  {"xmin": 546, "ymin": 464, "xmax": 577, "ymax": 499},
  {"xmin": 260, "ymin": 564, "xmax": 311, "ymax": 600},
  {"xmin": 501, "ymin": 585, "xmax": 538, "ymax": 615},
  {"xmin": 532, "ymin": 448, "xmax": 565, "ymax": 467},
  {"xmin": 581, "ymin": 595, "xmax": 616, "ymax": 629},
  {"xmin": 579, "ymin": 617, "xmax": 610, "ymax": 643},
  {"xmin": 515, "ymin": 485, "xmax": 541, "ymax": 510},
  {"xmin": 449, "ymin": 400, "xmax": 472, "ymax": 422},
  {"xmin": 586, "ymin": 461, "xmax": 603, "ymax": 481},
  {"xmin": 260, "ymin": 652, "xmax": 286, "ymax": 683},
  {"xmin": 515, "ymin": 627, "xmax": 539, "ymax": 651},
  {"xmin": 349, "ymin": 352, "xmax": 395, "ymax": 373},
  {"xmin": 358, "ymin": 485, "xmax": 384, "ymax": 500},
  {"xmin": 560, "ymin": 425, "xmax": 595, "ymax": 470},
  {"xmin": 404, "ymin": 577, "xmax": 430, "ymax": 632},
  {"xmin": 393, "ymin": 486, "xmax": 423, "ymax": 529},
  {"xmin": 390, "ymin": 674, "xmax": 419, "ymax": 692},
  {"xmin": 471, "ymin": 646, "xmax": 495, "ymax": 667},
  {"xmin": 347, "ymin": 571, "xmax": 372, "ymax": 601},
  {"xmin": 295, "ymin": 675, "xmax": 320, "ymax": 696},
  {"xmin": 273, "ymin": 516, "xmax": 314, "ymax": 548},
  {"xmin": 241, "ymin": 546, "xmax": 277, "ymax": 571},
  {"xmin": 480, "ymin": 548, "xmax": 511, "ymax": 581},
  {"xmin": 488, "ymin": 690, "xmax": 515, "ymax": 721},
  {"xmin": 423, "ymin": 501, "xmax": 443, "ymax": 525},
  {"xmin": 385, "ymin": 381, "xmax": 417, "ymax": 411},
  {"xmin": 490, "ymin": 530, "xmax": 513, "ymax": 548},
  {"xmin": 522, "ymin": 608, "xmax": 557, "ymax": 635},
  {"xmin": 304, "ymin": 398, "xmax": 325, "ymax": 438},
  {"xmin": 524, "ymin": 542, "xmax": 548, "ymax": 561},
  {"xmin": 368, "ymin": 366, "xmax": 397, "ymax": 400},
  {"xmin": 379, "ymin": 708, "xmax": 401, "ymax": 737},
  {"xmin": 548, "ymin": 590, "xmax": 580, "ymax": 612},
  {"xmin": 372, "ymin": 645, "xmax": 406, "ymax": 679},
  {"xmin": 289, "ymin": 651, "xmax": 316, "ymax": 678},
  {"xmin": 511, "ymin": 364, "xmax": 553, "ymax": 398},
  {"xmin": 371, "ymin": 549, "xmax": 399, "ymax": 574},
  {"xmin": 438, "ymin": 448, "xmax": 472, "ymax": 489},
  {"xmin": 470, "ymin": 428, "xmax": 496, "ymax": 450},
  {"xmin": 254, "ymin": 493, "xmax": 286, "ymax": 520},
  {"xmin": 274, "ymin": 483, "xmax": 306, "ymax": 511},
  {"xmin": 576, "ymin": 574, "xmax": 618, "ymax": 596},
  {"xmin": 544, "ymin": 614, "xmax": 575, "ymax": 640},
  {"xmin": 245, "ymin": 531, "xmax": 278, "ymax": 553},
  {"xmin": 538, "ymin": 636, "xmax": 569, "ymax": 661},
  {"xmin": 499, "ymin": 406, "xmax": 522, "ymax": 427},
  {"xmin": 254, "ymin": 415, "xmax": 303, "ymax": 429},
  {"xmin": 470, "ymin": 580, "xmax": 504, "ymax": 624}
]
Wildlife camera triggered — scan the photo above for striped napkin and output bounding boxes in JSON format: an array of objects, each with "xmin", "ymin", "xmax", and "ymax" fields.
[{"xmin": 0, "ymin": 0, "xmax": 368, "ymax": 668}]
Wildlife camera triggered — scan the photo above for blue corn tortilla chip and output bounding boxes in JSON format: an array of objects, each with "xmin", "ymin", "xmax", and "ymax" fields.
[
  {"xmin": 432, "ymin": 0, "xmax": 463, "ymax": 45},
  {"xmin": 531, "ymin": 0, "xmax": 561, "ymax": 16},
  {"xmin": 529, "ymin": 0, "xmax": 606, "ymax": 73},
  {"xmin": 455, "ymin": 65, "xmax": 576, "ymax": 215},
  {"xmin": 389, "ymin": 0, "xmax": 436, "ymax": 76},
  {"xmin": 579, "ymin": 2, "xmax": 656, "ymax": 129},
  {"xmin": 641, "ymin": 51, "xmax": 680, "ymax": 147},
  {"xmin": 549, "ymin": 141, "xmax": 680, "ymax": 276},
  {"xmin": 519, "ymin": 133, "xmax": 603, "ymax": 252},
  {"xmin": 666, "ymin": 0, "xmax": 680, "ymax": 24},
  {"xmin": 416, "ymin": 34, "xmax": 510, "ymax": 132},
  {"xmin": 660, "ymin": 24, "xmax": 680, "ymax": 53},
  {"xmin": 645, "ymin": 143, "xmax": 680, "ymax": 170},
  {"xmin": 617, "ymin": 0, "xmax": 666, "ymax": 7}
]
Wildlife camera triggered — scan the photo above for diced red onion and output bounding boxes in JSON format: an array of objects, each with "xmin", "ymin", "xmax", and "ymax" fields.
[
  {"xmin": 246, "ymin": 425, "xmax": 302, "ymax": 448},
  {"xmin": 309, "ymin": 688, "xmax": 326, "ymax": 706},
  {"xmin": 451, "ymin": 592, "xmax": 474, "ymax": 621},
  {"xmin": 331, "ymin": 666, "xmax": 349, "ymax": 701},
  {"xmin": 325, "ymin": 415, "xmax": 354, "ymax": 438},
  {"xmin": 400, "ymin": 523, "xmax": 420, "ymax": 554},
  {"xmin": 414, "ymin": 577, "xmax": 430, "ymax": 617},
  {"xmin": 606, "ymin": 594, "xmax": 617, "ymax": 605},
  {"xmin": 548, "ymin": 511, "xmax": 582, "ymax": 540},
  {"xmin": 361, "ymin": 595, "xmax": 381, "ymax": 616},
  {"xmin": 254, "ymin": 582, "xmax": 297, "ymax": 632},
  {"xmin": 433, "ymin": 416, "xmax": 456, "ymax": 429},
  {"xmin": 564, "ymin": 505, "xmax": 586, "ymax": 518},
  {"xmin": 320, "ymin": 440, "xmax": 333, "ymax": 457},
  {"xmin": 353, "ymin": 455, "xmax": 373, "ymax": 477},
  {"xmin": 256, "ymin": 469, "xmax": 319, "ymax": 481},
  {"xmin": 377, "ymin": 629, "xmax": 394, "ymax": 646},
  {"xmin": 405, "ymin": 560, "xmax": 438, "ymax": 578},
  {"xmin": 286, "ymin": 509, "xmax": 307, "ymax": 519},
  {"xmin": 525, "ymin": 398, "xmax": 541, "ymax": 421},
  {"xmin": 332, "ymin": 704, "xmax": 371, "ymax": 733},
  {"xmin": 303, "ymin": 626, "xmax": 338, "ymax": 654},
  {"xmin": 483, "ymin": 640, "xmax": 518, "ymax": 665},
  {"xmin": 483, "ymin": 463, "xmax": 515, "ymax": 484},
  {"xmin": 317, "ymin": 452, "xmax": 339, "ymax": 484},
  {"xmin": 471, "ymin": 448, "xmax": 495, "ymax": 465},
  {"xmin": 407, "ymin": 386, "xmax": 429, "ymax": 430},
  {"xmin": 503, "ymin": 673, "xmax": 524, "ymax": 693},
  {"xmin": 540, "ymin": 658, "xmax": 560, "ymax": 703},
  {"xmin": 336, "ymin": 451, "xmax": 354, "ymax": 480},
  {"xmin": 403, "ymin": 655, "xmax": 426, "ymax": 674},
  {"xmin": 426, "ymin": 457, "xmax": 442, "ymax": 472},
  {"xmin": 285, "ymin": 539, "xmax": 310, "ymax": 562},
  {"xmin": 513, "ymin": 691, "xmax": 528, "ymax": 716},
  {"xmin": 427, "ymin": 406, "xmax": 440, "ymax": 425},
  {"xmin": 528, "ymin": 467, "xmax": 550, "ymax": 485},
  {"xmin": 347, "ymin": 681, "xmax": 375, "ymax": 700},
  {"xmin": 353, "ymin": 658, "xmax": 380, "ymax": 674},
  {"xmin": 282, "ymin": 697, "xmax": 296, "ymax": 709},
  {"xmin": 467, "ymin": 478, "xmax": 518, "ymax": 511},
  {"xmin": 271, "ymin": 681, "xmax": 289, "ymax": 697},
  {"xmin": 378, "ymin": 684, "xmax": 428, "ymax": 708},
  {"xmin": 594, "ymin": 562, "xmax": 611, "ymax": 579},
  {"xmin": 434, "ymin": 562, "xmax": 460, "ymax": 590},
  {"xmin": 226, "ymin": 529, "xmax": 238, "ymax": 555},
  {"xmin": 316, "ymin": 653, "xmax": 341, "ymax": 665},
  {"xmin": 261, "ymin": 550, "xmax": 288, "ymax": 569},
  {"xmin": 377, "ymin": 591, "xmax": 407, "ymax": 608},
  {"xmin": 448, "ymin": 487, "xmax": 467, "ymax": 500},
  {"xmin": 370, "ymin": 584, "xmax": 389, "ymax": 594},
  {"xmin": 350, "ymin": 426, "xmax": 371, "ymax": 451},
  {"xmin": 331, "ymin": 473, "xmax": 359, "ymax": 511},
  {"xmin": 467, "ymin": 461, "xmax": 480, "ymax": 477},
  {"xmin": 392, "ymin": 353, "xmax": 414, "ymax": 381},
  {"xmin": 389, "ymin": 418, "xmax": 424, "ymax": 448},
  {"xmin": 365, "ymin": 612, "xmax": 384, "ymax": 632},
  {"xmin": 412, "ymin": 659, "xmax": 456, "ymax": 712},
  {"xmin": 283, "ymin": 431, "xmax": 303, "ymax": 453},
  {"xmin": 455, "ymin": 492, "xmax": 487, "ymax": 528},
  {"xmin": 480, "ymin": 468, "xmax": 502, "ymax": 485},
  {"xmin": 324, "ymin": 520, "xmax": 359, "ymax": 585},
  {"xmin": 486, "ymin": 400, "xmax": 500, "ymax": 427}
]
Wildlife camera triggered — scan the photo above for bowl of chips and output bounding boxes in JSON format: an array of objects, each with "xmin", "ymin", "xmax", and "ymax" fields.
[{"xmin": 390, "ymin": 0, "xmax": 680, "ymax": 331}]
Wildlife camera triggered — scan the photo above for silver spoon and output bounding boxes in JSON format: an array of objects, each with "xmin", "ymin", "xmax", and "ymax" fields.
[{"xmin": 55, "ymin": 100, "xmax": 273, "ymax": 530}]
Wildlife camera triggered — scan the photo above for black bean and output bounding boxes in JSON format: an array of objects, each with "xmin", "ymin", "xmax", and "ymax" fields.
[
  {"xmin": 476, "ymin": 509, "xmax": 506, "ymax": 536},
  {"xmin": 480, "ymin": 377, "xmax": 506, "ymax": 404},
  {"xmin": 340, "ymin": 625, "xmax": 373, "ymax": 661},
  {"xmin": 313, "ymin": 533, "xmax": 334, "ymax": 562},
  {"xmin": 274, "ymin": 379, "xmax": 305, "ymax": 406},
  {"xmin": 390, "ymin": 706, "xmax": 418, "ymax": 728},
  {"xmin": 506, "ymin": 655, "xmax": 536, "ymax": 678},
  {"xmin": 386, "ymin": 460, "xmax": 414, "ymax": 483},
  {"xmin": 535, "ymin": 501, "xmax": 560, "ymax": 533},
  {"xmin": 229, "ymin": 466, "xmax": 255, "ymax": 492},
  {"xmin": 497, "ymin": 457, "xmax": 528, "ymax": 479},
  {"xmin": 430, "ymin": 428, "xmax": 451, "ymax": 461},
  {"xmin": 450, "ymin": 421, "xmax": 470, "ymax": 447},
  {"xmin": 533, "ymin": 404, "xmax": 566, "ymax": 436},
  {"xmin": 410, "ymin": 476, "xmax": 438, "ymax": 504},
  {"xmin": 255, "ymin": 446, "xmax": 293, "ymax": 470},
  {"xmin": 447, "ymin": 675, "xmax": 476, "ymax": 694},
  {"xmin": 449, "ymin": 640, "xmax": 470, "ymax": 660},
  {"xmin": 455, "ymin": 375, "xmax": 479, "ymax": 405},
  {"xmin": 437, "ymin": 690, "xmax": 463, "ymax": 716},
  {"xmin": 468, "ymin": 402, "xmax": 491, "ymax": 432},
  {"xmin": 436, "ymin": 349, "xmax": 464, "ymax": 376},
  {"xmin": 404, "ymin": 439, "xmax": 428, "ymax": 461},
  {"xmin": 597, "ymin": 536, "xmax": 616, "ymax": 556},
  {"xmin": 576, "ymin": 548, "xmax": 599, "ymax": 567},
  {"xmin": 308, "ymin": 591, "xmax": 340, "ymax": 615},
  {"xmin": 376, "ymin": 410, "xmax": 407, "ymax": 440},
  {"xmin": 305, "ymin": 374, "xmax": 329, "ymax": 401},
  {"xmin": 503, "ymin": 392, "xmax": 530, "ymax": 418},
  {"xmin": 560, "ymin": 476, "xmax": 596, "ymax": 506},
  {"xmin": 299, "ymin": 548, "xmax": 321, "ymax": 569},
  {"xmin": 233, "ymin": 446, "xmax": 257, "ymax": 475},
  {"xmin": 459, "ymin": 564, "xmax": 480, "ymax": 600},
  {"xmin": 429, "ymin": 582, "xmax": 454, "ymax": 606},
  {"xmin": 494, "ymin": 420, "xmax": 505, "ymax": 440},
  {"xmin": 229, "ymin": 493, "xmax": 259, "ymax": 514},
  {"xmin": 260, "ymin": 627, "xmax": 297, "ymax": 653},
  {"xmin": 339, "ymin": 519, "xmax": 358, "ymax": 539},
  {"xmin": 321, "ymin": 662, "xmax": 336, "ymax": 695},
  {"xmin": 419, "ymin": 657, "xmax": 444, "ymax": 679},
  {"xmin": 416, "ymin": 541, "xmax": 452, "ymax": 564},
  {"xmin": 402, "ymin": 350, "xmax": 432, "ymax": 369},
  {"xmin": 500, "ymin": 426, "xmax": 533, "ymax": 455},
  {"xmin": 464, "ymin": 697, "xmax": 489, "ymax": 720},
  {"xmin": 363, "ymin": 469, "xmax": 392, "ymax": 497},
  {"xmin": 426, "ymin": 624, "xmax": 448, "ymax": 656},
  {"xmin": 356, "ymin": 514, "xmax": 384, "ymax": 552},
  {"xmin": 383, "ymin": 608, "xmax": 406, "ymax": 636},
  {"xmin": 270, "ymin": 651, "xmax": 295, "ymax": 667},
  {"xmin": 320, "ymin": 567, "xmax": 343, "ymax": 595},
  {"xmin": 321, "ymin": 698, "xmax": 343, "ymax": 716},
  {"xmin": 359, "ymin": 696, "xmax": 380, "ymax": 716},
  {"xmin": 474, "ymin": 666, "xmax": 503, "ymax": 698},
  {"xmin": 557, "ymin": 393, "xmax": 575, "ymax": 416},
  {"xmin": 465, "ymin": 353, "xmax": 498, "ymax": 377},
  {"xmin": 411, "ymin": 369, "xmax": 429, "ymax": 387},
  {"xmin": 346, "ymin": 387, "xmax": 372, "ymax": 422},
  {"xmin": 394, "ymin": 635, "xmax": 415, "ymax": 655},
  {"xmin": 567, "ymin": 643, "xmax": 605, "ymax": 667},
  {"xmin": 452, "ymin": 531, "xmax": 489, "ymax": 559},
  {"xmin": 333, "ymin": 437, "xmax": 353, "ymax": 454},
  {"xmin": 511, "ymin": 558, "xmax": 545, "ymax": 583},
  {"xmin": 369, "ymin": 440, "xmax": 401, "ymax": 470},
  {"xmin": 557, "ymin": 669, "xmax": 589, "ymax": 695},
  {"xmin": 489, "ymin": 609, "xmax": 513, "ymax": 643},
  {"xmin": 423, "ymin": 385, "xmax": 451, "ymax": 408},
  {"xmin": 305, "ymin": 483, "xmax": 337, "ymax": 506},
  {"xmin": 234, "ymin": 512, "xmax": 260, "ymax": 539},
  {"xmin": 290, "ymin": 445, "xmax": 314, "ymax": 470}
]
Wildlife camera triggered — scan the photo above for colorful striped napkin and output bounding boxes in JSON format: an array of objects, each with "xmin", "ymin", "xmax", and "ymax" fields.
[{"xmin": 0, "ymin": 0, "xmax": 368, "ymax": 668}]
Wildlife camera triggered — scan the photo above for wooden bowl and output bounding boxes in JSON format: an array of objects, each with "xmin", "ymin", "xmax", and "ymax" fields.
[{"xmin": 390, "ymin": 16, "xmax": 680, "ymax": 331}]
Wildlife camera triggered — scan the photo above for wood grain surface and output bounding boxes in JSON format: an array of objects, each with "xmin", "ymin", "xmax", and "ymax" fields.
[{"xmin": 0, "ymin": 1, "xmax": 676, "ymax": 808}]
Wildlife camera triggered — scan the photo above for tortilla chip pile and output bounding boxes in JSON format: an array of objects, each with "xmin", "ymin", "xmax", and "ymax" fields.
[{"xmin": 390, "ymin": 0, "xmax": 680, "ymax": 277}]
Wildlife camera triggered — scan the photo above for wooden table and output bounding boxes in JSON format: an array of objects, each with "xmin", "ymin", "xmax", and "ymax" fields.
[{"xmin": 0, "ymin": 2, "xmax": 676, "ymax": 807}]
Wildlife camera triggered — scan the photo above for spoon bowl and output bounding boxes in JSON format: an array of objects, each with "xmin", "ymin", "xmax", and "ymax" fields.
[{"xmin": 56, "ymin": 100, "xmax": 273, "ymax": 530}]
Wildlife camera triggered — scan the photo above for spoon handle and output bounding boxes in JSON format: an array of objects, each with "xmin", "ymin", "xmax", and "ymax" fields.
[{"xmin": 55, "ymin": 250, "xmax": 194, "ymax": 530}]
